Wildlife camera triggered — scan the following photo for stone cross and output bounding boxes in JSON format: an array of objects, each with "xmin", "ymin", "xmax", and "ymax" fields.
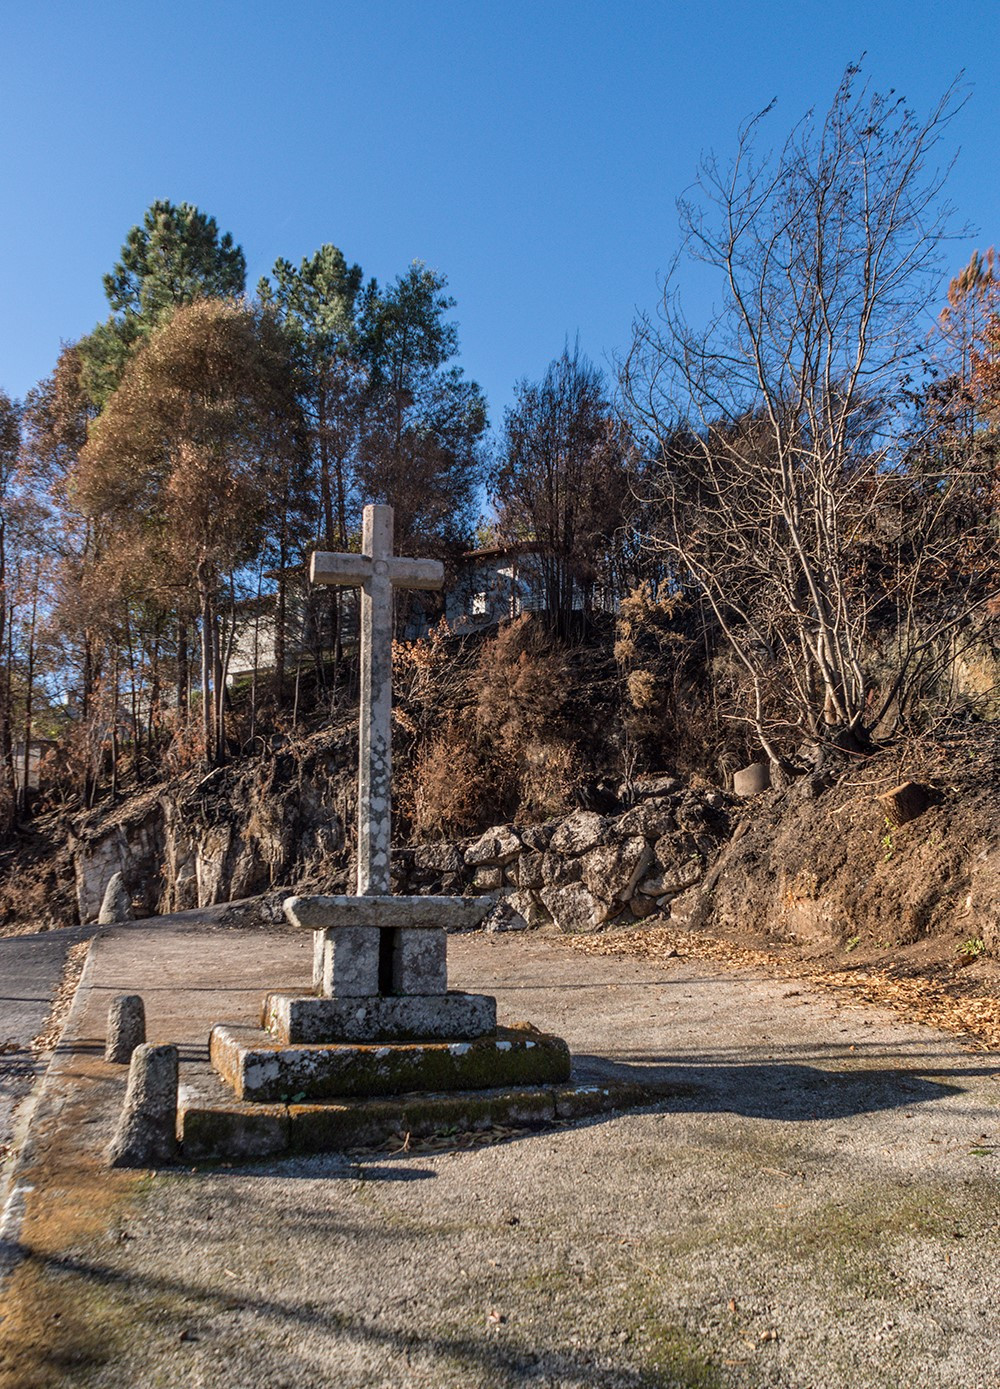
[{"xmin": 310, "ymin": 504, "xmax": 443, "ymax": 895}]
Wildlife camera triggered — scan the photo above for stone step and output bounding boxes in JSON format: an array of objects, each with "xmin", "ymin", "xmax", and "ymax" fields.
[
  {"xmin": 262, "ymin": 989, "xmax": 497, "ymax": 1044},
  {"xmin": 212, "ymin": 1021, "xmax": 571, "ymax": 1102},
  {"xmin": 177, "ymin": 1062, "xmax": 676, "ymax": 1164}
]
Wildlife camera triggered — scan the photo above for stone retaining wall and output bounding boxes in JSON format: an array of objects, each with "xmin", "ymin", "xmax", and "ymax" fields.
[{"xmin": 392, "ymin": 776, "xmax": 733, "ymax": 934}]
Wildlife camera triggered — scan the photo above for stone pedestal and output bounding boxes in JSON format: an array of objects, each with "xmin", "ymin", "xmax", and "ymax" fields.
[{"xmin": 196, "ymin": 893, "xmax": 582, "ymax": 1157}]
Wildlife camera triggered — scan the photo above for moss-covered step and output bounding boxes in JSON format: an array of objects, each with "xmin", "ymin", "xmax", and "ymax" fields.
[
  {"xmin": 177, "ymin": 1062, "xmax": 676, "ymax": 1163},
  {"xmin": 211, "ymin": 1021, "xmax": 571, "ymax": 1102},
  {"xmin": 262, "ymin": 989, "xmax": 497, "ymax": 1043}
]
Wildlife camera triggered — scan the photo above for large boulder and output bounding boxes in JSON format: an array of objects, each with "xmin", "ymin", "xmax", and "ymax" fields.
[
  {"xmin": 636, "ymin": 857, "xmax": 703, "ymax": 899},
  {"xmin": 481, "ymin": 895, "xmax": 531, "ymax": 932},
  {"xmin": 653, "ymin": 832, "xmax": 705, "ymax": 871},
  {"xmin": 628, "ymin": 891, "xmax": 660, "ymax": 919},
  {"xmin": 676, "ymin": 794, "xmax": 711, "ymax": 832},
  {"xmin": 541, "ymin": 851, "xmax": 582, "ymax": 887},
  {"xmin": 540, "ymin": 881, "xmax": 612, "ymax": 933},
  {"xmin": 667, "ymin": 886, "xmax": 710, "ymax": 929},
  {"xmin": 413, "ymin": 843, "xmax": 465, "ymax": 875},
  {"xmin": 519, "ymin": 823, "xmax": 556, "ymax": 852},
  {"xmin": 633, "ymin": 774, "xmax": 681, "ymax": 799},
  {"xmin": 98, "ymin": 871, "xmax": 134, "ymax": 925},
  {"xmin": 581, "ymin": 837, "xmax": 654, "ymax": 904},
  {"xmin": 549, "ymin": 810, "xmax": 607, "ymax": 857},
  {"xmin": 614, "ymin": 799, "xmax": 677, "ymax": 839},
  {"xmin": 506, "ymin": 889, "xmax": 550, "ymax": 928},
  {"xmin": 465, "ymin": 826, "xmax": 522, "ymax": 867},
  {"xmin": 516, "ymin": 851, "xmax": 546, "ymax": 890}
]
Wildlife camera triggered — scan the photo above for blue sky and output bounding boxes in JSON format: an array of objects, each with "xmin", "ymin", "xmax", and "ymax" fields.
[{"xmin": 2, "ymin": 0, "xmax": 996, "ymax": 427}]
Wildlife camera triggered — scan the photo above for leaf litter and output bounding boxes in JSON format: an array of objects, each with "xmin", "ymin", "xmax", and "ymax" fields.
[{"xmin": 567, "ymin": 926, "xmax": 1000, "ymax": 1052}]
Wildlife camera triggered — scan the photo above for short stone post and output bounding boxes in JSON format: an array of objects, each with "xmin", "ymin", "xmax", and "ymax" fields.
[
  {"xmin": 107, "ymin": 1043, "xmax": 179, "ymax": 1168},
  {"xmin": 105, "ymin": 994, "xmax": 146, "ymax": 1064}
]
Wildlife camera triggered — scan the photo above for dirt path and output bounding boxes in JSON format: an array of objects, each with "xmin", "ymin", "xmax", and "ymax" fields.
[{"xmin": 1, "ymin": 924, "xmax": 999, "ymax": 1388}]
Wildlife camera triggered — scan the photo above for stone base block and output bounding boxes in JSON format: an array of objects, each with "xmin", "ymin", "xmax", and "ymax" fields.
[
  {"xmin": 289, "ymin": 1087, "xmax": 556, "ymax": 1153},
  {"xmin": 312, "ymin": 926, "xmax": 449, "ymax": 997},
  {"xmin": 177, "ymin": 1066, "xmax": 678, "ymax": 1163},
  {"xmin": 178, "ymin": 1083, "xmax": 290, "ymax": 1162},
  {"xmin": 263, "ymin": 989, "xmax": 497, "ymax": 1044},
  {"xmin": 392, "ymin": 927, "xmax": 447, "ymax": 995},
  {"xmin": 314, "ymin": 926, "xmax": 380, "ymax": 996},
  {"xmin": 211, "ymin": 1021, "xmax": 570, "ymax": 1102}
]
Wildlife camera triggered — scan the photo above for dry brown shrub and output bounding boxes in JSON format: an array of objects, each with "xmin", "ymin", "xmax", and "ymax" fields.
[
  {"xmin": 467, "ymin": 615, "xmax": 584, "ymax": 818},
  {"xmin": 474, "ymin": 615, "xmax": 570, "ymax": 747},
  {"xmin": 626, "ymin": 668, "xmax": 658, "ymax": 711},
  {"xmin": 399, "ymin": 718, "xmax": 489, "ymax": 840},
  {"xmin": 519, "ymin": 739, "xmax": 580, "ymax": 821},
  {"xmin": 615, "ymin": 583, "xmax": 742, "ymax": 779},
  {"xmin": 392, "ymin": 620, "xmax": 465, "ymax": 736}
]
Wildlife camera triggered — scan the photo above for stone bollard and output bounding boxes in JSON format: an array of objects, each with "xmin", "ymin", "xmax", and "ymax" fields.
[
  {"xmin": 107, "ymin": 1043, "xmax": 179, "ymax": 1169},
  {"xmin": 105, "ymin": 994, "xmax": 146, "ymax": 1064}
]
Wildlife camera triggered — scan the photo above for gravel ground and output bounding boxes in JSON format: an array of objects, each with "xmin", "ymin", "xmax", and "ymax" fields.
[{"xmin": 1, "ymin": 924, "xmax": 999, "ymax": 1388}]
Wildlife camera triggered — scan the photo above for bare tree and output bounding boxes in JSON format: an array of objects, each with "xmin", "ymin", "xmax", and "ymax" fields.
[
  {"xmin": 494, "ymin": 347, "xmax": 639, "ymax": 638},
  {"xmin": 622, "ymin": 65, "xmax": 993, "ymax": 758}
]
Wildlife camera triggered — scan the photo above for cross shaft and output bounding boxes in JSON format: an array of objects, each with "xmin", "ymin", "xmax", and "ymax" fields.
[{"xmin": 310, "ymin": 504, "xmax": 443, "ymax": 894}]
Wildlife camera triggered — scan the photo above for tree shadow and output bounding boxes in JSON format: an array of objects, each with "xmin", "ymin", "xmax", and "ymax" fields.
[
  {"xmin": 6, "ymin": 1244, "xmax": 709, "ymax": 1389},
  {"xmin": 571, "ymin": 1049, "xmax": 971, "ymax": 1122}
]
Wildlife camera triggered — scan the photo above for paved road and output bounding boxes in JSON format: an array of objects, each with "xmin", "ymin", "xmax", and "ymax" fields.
[
  {"xmin": 1, "ymin": 922, "xmax": 999, "ymax": 1389},
  {"xmin": 0, "ymin": 928, "xmax": 92, "ymax": 1173}
]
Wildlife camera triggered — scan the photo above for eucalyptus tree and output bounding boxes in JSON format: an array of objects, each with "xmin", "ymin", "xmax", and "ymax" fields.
[{"xmin": 75, "ymin": 300, "xmax": 302, "ymax": 765}]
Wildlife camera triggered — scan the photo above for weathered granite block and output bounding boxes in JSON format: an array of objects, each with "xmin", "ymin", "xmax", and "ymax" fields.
[
  {"xmin": 262, "ymin": 989, "xmax": 497, "ymax": 1044},
  {"xmin": 212, "ymin": 1022, "xmax": 571, "ymax": 1102},
  {"xmin": 107, "ymin": 1043, "xmax": 178, "ymax": 1168},
  {"xmin": 313, "ymin": 926, "xmax": 381, "ymax": 996},
  {"xmin": 286, "ymin": 893, "xmax": 493, "ymax": 932},
  {"xmin": 105, "ymin": 994, "xmax": 146, "ymax": 1064},
  {"xmin": 392, "ymin": 927, "xmax": 447, "ymax": 995},
  {"xmin": 179, "ymin": 1090, "xmax": 290, "ymax": 1161},
  {"xmin": 290, "ymin": 1087, "xmax": 557, "ymax": 1153}
]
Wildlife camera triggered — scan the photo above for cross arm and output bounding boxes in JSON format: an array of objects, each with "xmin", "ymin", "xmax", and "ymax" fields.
[
  {"xmin": 388, "ymin": 557, "xmax": 445, "ymax": 590},
  {"xmin": 310, "ymin": 552, "xmax": 370, "ymax": 587}
]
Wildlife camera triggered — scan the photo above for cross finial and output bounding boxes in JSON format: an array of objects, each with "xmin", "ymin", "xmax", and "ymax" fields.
[{"xmin": 310, "ymin": 505, "xmax": 444, "ymax": 894}]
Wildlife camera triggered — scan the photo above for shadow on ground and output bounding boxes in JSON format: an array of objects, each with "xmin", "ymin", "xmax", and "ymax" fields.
[{"xmin": 3, "ymin": 1243, "xmax": 718, "ymax": 1389}]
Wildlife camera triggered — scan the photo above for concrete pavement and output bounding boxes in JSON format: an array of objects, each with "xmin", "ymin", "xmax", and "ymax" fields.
[
  {"xmin": 1, "ymin": 915, "xmax": 999, "ymax": 1387},
  {"xmin": 0, "ymin": 927, "xmax": 94, "ymax": 1177}
]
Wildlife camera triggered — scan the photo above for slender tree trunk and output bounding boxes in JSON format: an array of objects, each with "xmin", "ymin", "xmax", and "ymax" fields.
[
  {"xmin": 176, "ymin": 619, "xmax": 189, "ymax": 718},
  {"xmin": 213, "ymin": 609, "xmax": 225, "ymax": 764},
  {"xmin": 3, "ymin": 618, "xmax": 14, "ymax": 809},
  {"xmin": 274, "ymin": 514, "xmax": 288, "ymax": 705},
  {"xmin": 0, "ymin": 524, "xmax": 13, "ymax": 830},
  {"xmin": 123, "ymin": 605, "xmax": 141, "ymax": 779},
  {"xmin": 19, "ymin": 574, "xmax": 38, "ymax": 818},
  {"xmin": 110, "ymin": 643, "xmax": 120, "ymax": 802},
  {"xmin": 148, "ymin": 632, "xmax": 160, "ymax": 754},
  {"xmin": 198, "ymin": 573, "xmax": 213, "ymax": 767}
]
